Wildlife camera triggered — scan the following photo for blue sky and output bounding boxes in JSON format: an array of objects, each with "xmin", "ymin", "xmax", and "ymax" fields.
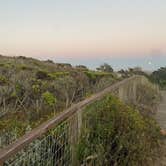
[{"xmin": 0, "ymin": 0, "xmax": 166, "ymax": 70}]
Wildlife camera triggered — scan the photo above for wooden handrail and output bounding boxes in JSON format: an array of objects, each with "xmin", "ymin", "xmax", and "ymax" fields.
[{"xmin": 0, "ymin": 76, "xmax": 138, "ymax": 164}]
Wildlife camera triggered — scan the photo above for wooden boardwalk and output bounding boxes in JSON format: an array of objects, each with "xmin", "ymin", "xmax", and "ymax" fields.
[
  {"xmin": 156, "ymin": 91, "xmax": 166, "ymax": 130},
  {"xmin": 155, "ymin": 91, "xmax": 166, "ymax": 166}
]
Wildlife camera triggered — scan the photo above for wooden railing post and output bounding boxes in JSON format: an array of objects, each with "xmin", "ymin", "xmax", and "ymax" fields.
[
  {"xmin": 0, "ymin": 160, "xmax": 3, "ymax": 166},
  {"xmin": 77, "ymin": 108, "xmax": 82, "ymax": 138}
]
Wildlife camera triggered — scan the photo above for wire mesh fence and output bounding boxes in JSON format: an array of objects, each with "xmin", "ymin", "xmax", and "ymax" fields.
[{"xmin": 3, "ymin": 112, "xmax": 79, "ymax": 166}]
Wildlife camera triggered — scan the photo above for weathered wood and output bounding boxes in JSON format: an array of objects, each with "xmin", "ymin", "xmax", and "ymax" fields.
[{"xmin": 0, "ymin": 75, "xmax": 146, "ymax": 164}]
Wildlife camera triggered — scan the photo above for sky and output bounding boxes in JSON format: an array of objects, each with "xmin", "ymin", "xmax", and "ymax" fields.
[{"xmin": 0, "ymin": 0, "xmax": 166, "ymax": 70}]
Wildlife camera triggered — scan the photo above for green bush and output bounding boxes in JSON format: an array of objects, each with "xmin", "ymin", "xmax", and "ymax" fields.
[
  {"xmin": 77, "ymin": 95, "xmax": 160, "ymax": 166},
  {"xmin": 14, "ymin": 82, "xmax": 25, "ymax": 98},
  {"xmin": 0, "ymin": 75, "xmax": 9, "ymax": 85},
  {"xmin": 48, "ymin": 72, "xmax": 69, "ymax": 79},
  {"xmin": 32, "ymin": 84, "xmax": 41, "ymax": 94},
  {"xmin": 42, "ymin": 91, "xmax": 57, "ymax": 107}
]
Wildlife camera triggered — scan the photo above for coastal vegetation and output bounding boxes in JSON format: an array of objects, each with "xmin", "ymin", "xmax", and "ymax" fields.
[
  {"xmin": 77, "ymin": 95, "xmax": 161, "ymax": 166},
  {"xmin": 0, "ymin": 55, "xmax": 117, "ymax": 147}
]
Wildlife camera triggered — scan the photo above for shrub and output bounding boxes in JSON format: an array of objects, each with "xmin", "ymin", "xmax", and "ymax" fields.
[
  {"xmin": 14, "ymin": 82, "xmax": 25, "ymax": 98},
  {"xmin": 36, "ymin": 70, "xmax": 50, "ymax": 80},
  {"xmin": 48, "ymin": 72, "xmax": 69, "ymax": 79},
  {"xmin": 32, "ymin": 84, "xmax": 41, "ymax": 94},
  {"xmin": 42, "ymin": 91, "xmax": 57, "ymax": 107},
  {"xmin": 77, "ymin": 95, "xmax": 160, "ymax": 166},
  {"xmin": 0, "ymin": 75, "xmax": 9, "ymax": 85}
]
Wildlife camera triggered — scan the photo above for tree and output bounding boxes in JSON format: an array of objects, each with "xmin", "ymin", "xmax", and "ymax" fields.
[
  {"xmin": 96, "ymin": 63, "xmax": 113, "ymax": 72},
  {"xmin": 151, "ymin": 67, "xmax": 166, "ymax": 88}
]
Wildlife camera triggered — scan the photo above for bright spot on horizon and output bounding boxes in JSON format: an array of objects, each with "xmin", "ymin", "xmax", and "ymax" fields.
[{"xmin": 148, "ymin": 61, "xmax": 152, "ymax": 65}]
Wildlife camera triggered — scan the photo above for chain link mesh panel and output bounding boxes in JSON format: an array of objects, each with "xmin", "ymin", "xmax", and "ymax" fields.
[{"xmin": 4, "ymin": 113, "xmax": 79, "ymax": 166}]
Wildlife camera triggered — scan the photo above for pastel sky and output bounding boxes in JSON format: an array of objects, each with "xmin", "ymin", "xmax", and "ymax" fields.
[{"xmin": 0, "ymin": 0, "xmax": 166, "ymax": 70}]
